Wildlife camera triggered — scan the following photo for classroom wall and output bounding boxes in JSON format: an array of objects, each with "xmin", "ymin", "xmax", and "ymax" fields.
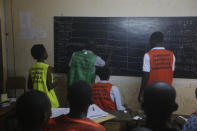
[
  {"xmin": 5, "ymin": 0, "xmax": 197, "ymax": 115},
  {"xmin": 0, "ymin": 0, "xmax": 8, "ymax": 91}
]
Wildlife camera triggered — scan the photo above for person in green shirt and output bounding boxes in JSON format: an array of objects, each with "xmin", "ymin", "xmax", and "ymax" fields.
[
  {"xmin": 28, "ymin": 44, "xmax": 59, "ymax": 108},
  {"xmin": 68, "ymin": 40, "xmax": 105, "ymax": 87}
]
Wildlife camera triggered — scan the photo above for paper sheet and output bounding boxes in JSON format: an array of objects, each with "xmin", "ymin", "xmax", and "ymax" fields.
[
  {"xmin": 20, "ymin": 12, "xmax": 47, "ymax": 39},
  {"xmin": 51, "ymin": 104, "xmax": 108, "ymax": 119},
  {"xmin": 51, "ymin": 108, "xmax": 70, "ymax": 118},
  {"xmin": 87, "ymin": 104, "xmax": 108, "ymax": 119},
  {"xmin": 20, "ymin": 12, "xmax": 33, "ymax": 39}
]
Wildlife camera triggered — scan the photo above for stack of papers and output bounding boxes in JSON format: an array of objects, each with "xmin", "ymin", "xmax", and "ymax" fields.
[{"xmin": 51, "ymin": 104, "xmax": 108, "ymax": 119}]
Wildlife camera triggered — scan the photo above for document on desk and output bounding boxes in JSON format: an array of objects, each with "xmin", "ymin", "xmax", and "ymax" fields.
[
  {"xmin": 87, "ymin": 104, "xmax": 108, "ymax": 119},
  {"xmin": 51, "ymin": 104, "xmax": 108, "ymax": 119},
  {"xmin": 51, "ymin": 108, "xmax": 70, "ymax": 118}
]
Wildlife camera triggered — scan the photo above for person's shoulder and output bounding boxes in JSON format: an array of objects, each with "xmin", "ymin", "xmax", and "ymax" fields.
[
  {"xmin": 50, "ymin": 114, "xmax": 68, "ymax": 123},
  {"xmin": 164, "ymin": 49, "xmax": 174, "ymax": 54},
  {"xmin": 84, "ymin": 118, "xmax": 106, "ymax": 131}
]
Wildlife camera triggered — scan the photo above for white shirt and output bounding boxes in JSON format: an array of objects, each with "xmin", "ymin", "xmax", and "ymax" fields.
[
  {"xmin": 143, "ymin": 47, "xmax": 176, "ymax": 72},
  {"xmin": 99, "ymin": 80, "xmax": 125, "ymax": 111},
  {"xmin": 69, "ymin": 50, "xmax": 105, "ymax": 72}
]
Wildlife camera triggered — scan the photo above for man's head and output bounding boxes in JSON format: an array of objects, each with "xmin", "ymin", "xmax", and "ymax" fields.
[
  {"xmin": 96, "ymin": 66, "xmax": 111, "ymax": 81},
  {"xmin": 150, "ymin": 32, "xmax": 164, "ymax": 48},
  {"xmin": 31, "ymin": 44, "xmax": 48, "ymax": 60},
  {"xmin": 142, "ymin": 82, "xmax": 178, "ymax": 122},
  {"xmin": 84, "ymin": 39, "xmax": 96, "ymax": 51},
  {"xmin": 16, "ymin": 90, "xmax": 51, "ymax": 130},
  {"xmin": 68, "ymin": 81, "xmax": 92, "ymax": 112}
]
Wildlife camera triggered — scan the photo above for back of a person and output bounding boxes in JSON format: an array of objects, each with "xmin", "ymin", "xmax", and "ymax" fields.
[
  {"xmin": 148, "ymin": 49, "xmax": 174, "ymax": 85},
  {"xmin": 29, "ymin": 62, "xmax": 49, "ymax": 92},
  {"xmin": 91, "ymin": 82, "xmax": 116, "ymax": 110},
  {"xmin": 142, "ymin": 82, "xmax": 180, "ymax": 131},
  {"xmin": 29, "ymin": 62, "xmax": 59, "ymax": 108},
  {"xmin": 45, "ymin": 115, "xmax": 105, "ymax": 131},
  {"xmin": 10, "ymin": 91, "xmax": 52, "ymax": 131},
  {"xmin": 68, "ymin": 50, "xmax": 97, "ymax": 86}
]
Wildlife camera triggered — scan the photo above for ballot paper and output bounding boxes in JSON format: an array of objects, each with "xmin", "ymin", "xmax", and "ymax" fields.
[
  {"xmin": 51, "ymin": 108, "xmax": 70, "ymax": 118},
  {"xmin": 133, "ymin": 115, "xmax": 143, "ymax": 120},
  {"xmin": 51, "ymin": 104, "xmax": 108, "ymax": 119},
  {"xmin": 87, "ymin": 104, "xmax": 108, "ymax": 119}
]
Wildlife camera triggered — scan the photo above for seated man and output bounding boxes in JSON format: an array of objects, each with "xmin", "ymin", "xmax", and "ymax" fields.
[
  {"xmin": 15, "ymin": 91, "xmax": 51, "ymax": 131},
  {"xmin": 45, "ymin": 81, "xmax": 105, "ymax": 131},
  {"xmin": 91, "ymin": 66, "xmax": 125, "ymax": 110},
  {"xmin": 182, "ymin": 88, "xmax": 197, "ymax": 131},
  {"xmin": 142, "ymin": 82, "xmax": 180, "ymax": 131}
]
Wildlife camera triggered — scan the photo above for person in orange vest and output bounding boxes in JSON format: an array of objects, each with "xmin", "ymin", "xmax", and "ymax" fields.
[
  {"xmin": 91, "ymin": 66, "xmax": 125, "ymax": 111},
  {"xmin": 45, "ymin": 81, "xmax": 105, "ymax": 131},
  {"xmin": 138, "ymin": 32, "xmax": 175, "ymax": 102}
]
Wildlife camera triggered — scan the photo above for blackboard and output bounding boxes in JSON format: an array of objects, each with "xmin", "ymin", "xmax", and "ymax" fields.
[{"xmin": 54, "ymin": 17, "xmax": 197, "ymax": 78}]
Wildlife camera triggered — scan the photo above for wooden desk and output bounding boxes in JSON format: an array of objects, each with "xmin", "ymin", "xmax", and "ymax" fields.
[
  {"xmin": 106, "ymin": 110, "xmax": 133, "ymax": 122},
  {"xmin": 93, "ymin": 114, "xmax": 116, "ymax": 123},
  {"xmin": 0, "ymin": 102, "xmax": 16, "ymax": 129},
  {"xmin": 103, "ymin": 110, "xmax": 190, "ymax": 130}
]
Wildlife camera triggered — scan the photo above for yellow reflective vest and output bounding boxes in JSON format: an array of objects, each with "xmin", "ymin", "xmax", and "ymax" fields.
[{"xmin": 29, "ymin": 62, "xmax": 59, "ymax": 108}]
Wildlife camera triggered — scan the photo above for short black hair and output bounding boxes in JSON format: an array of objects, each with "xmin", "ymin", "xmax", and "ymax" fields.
[
  {"xmin": 96, "ymin": 66, "xmax": 111, "ymax": 80},
  {"xmin": 142, "ymin": 82, "xmax": 178, "ymax": 121},
  {"xmin": 31, "ymin": 44, "xmax": 47, "ymax": 60},
  {"xmin": 150, "ymin": 32, "xmax": 164, "ymax": 46},
  {"xmin": 16, "ymin": 90, "xmax": 51, "ymax": 130},
  {"xmin": 84, "ymin": 39, "xmax": 96, "ymax": 51},
  {"xmin": 68, "ymin": 81, "xmax": 92, "ymax": 111}
]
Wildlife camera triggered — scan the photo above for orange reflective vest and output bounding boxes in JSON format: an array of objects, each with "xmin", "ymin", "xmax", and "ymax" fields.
[
  {"xmin": 91, "ymin": 83, "xmax": 116, "ymax": 110},
  {"xmin": 45, "ymin": 115, "xmax": 105, "ymax": 131},
  {"xmin": 147, "ymin": 49, "xmax": 174, "ymax": 86}
]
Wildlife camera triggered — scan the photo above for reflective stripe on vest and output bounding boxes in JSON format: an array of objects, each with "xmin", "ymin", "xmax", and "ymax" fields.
[
  {"xmin": 68, "ymin": 51, "xmax": 97, "ymax": 86},
  {"xmin": 147, "ymin": 49, "xmax": 174, "ymax": 86},
  {"xmin": 29, "ymin": 62, "xmax": 59, "ymax": 108},
  {"xmin": 91, "ymin": 83, "xmax": 116, "ymax": 110}
]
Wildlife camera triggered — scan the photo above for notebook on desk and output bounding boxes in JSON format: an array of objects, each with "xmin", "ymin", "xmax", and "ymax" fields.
[{"xmin": 51, "ymin": 104, "xmax": 108, "ymax": 119}]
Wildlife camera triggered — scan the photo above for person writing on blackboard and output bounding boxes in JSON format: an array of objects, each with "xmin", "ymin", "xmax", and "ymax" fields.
[
  {"xmin": 68, "ymin": 40, "xmax": 105, "ymax": 87},
  {"xmin": 138, "ymin": 32, "xmax": 176, "ymax": 102}
]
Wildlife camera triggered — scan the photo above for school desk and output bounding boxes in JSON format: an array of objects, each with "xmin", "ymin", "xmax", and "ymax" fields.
[
  {"xmin": 102, "ymin": 110, "xmax": 190, "ymax": 130},
  {"xmin": 93, "ymin": 113, "xmax": 116, "ymax": 123},
  {"xmin": 0, "ymin": 102, "xmax": 16, "ymax": 129}
]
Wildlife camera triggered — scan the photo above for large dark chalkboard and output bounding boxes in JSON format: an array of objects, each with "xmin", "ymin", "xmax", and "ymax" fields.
[{"xmin": 54, "ymin": 17, "xmax": 197, "ymax": 78}]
